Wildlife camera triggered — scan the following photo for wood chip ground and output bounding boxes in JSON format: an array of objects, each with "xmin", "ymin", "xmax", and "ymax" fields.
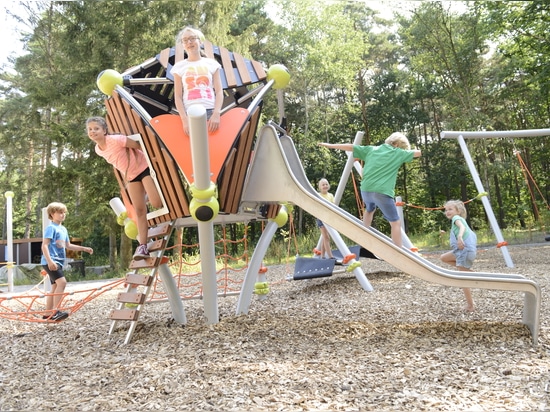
[{"xmin": 1, "ymin": 244, "xmax": 549, "ymax": 411}]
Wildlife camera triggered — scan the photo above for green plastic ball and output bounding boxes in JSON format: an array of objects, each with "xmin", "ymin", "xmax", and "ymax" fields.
[
  {"xmin": 97, "ymin": 69, "xmax": 123, "ymax": 95},
  {"xmin": 267, "ymin": 64, "xmax": 290, "ymax": 90}
]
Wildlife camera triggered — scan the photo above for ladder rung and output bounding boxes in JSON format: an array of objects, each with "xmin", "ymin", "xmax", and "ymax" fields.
[
  {"xmin": 109, "ymin": 309, "xmax": 140, "ymax": 321},
  {"xmin": 148, "ymin": 222, "xmax": 172, "ymax": 238},
  {"xmin": 125, "ymin": 273, "xmax": 154, "ymax": 286},
  {"xmin": 148, "ymin": 239, "xmax": 166, "ymax": 252},
  {"xmin": 129, "ymin": 257, "xmax": 160, "ymax": 269},
  {"xmin": 117, "ymin": 292, "xmax": 147, "ymax": 304}
]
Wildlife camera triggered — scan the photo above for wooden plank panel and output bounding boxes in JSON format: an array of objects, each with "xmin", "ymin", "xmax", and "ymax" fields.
[
  {"xmin": 218, "ymin": 148, "xmax": 237, "ymax": 211},
  {"xmin": 227, "ymin": 107, "xmax": 261, "ymax": 213},
  {"xmin": 251, "ymin": 60, "xmax": 267, "ymax": 81},
  {"xmin": 203, "ymin": 40, "xmax": 215, "ymax": 59},
  {"xmin": 157, "ymin": 47, "xmax": 171, "ymax": 68},
  {"xmin": 160, "ymin": 147, "xmax": 190, "ymax": 216},
  {"xmin": 233, "ymin": 52, "xmax": 251, "ymax": 84},
  {"xmin": 218, "ymin": 46, "xmax": 237, "ymax": 88},
  {"xmin": 126, "ymin": 105, "xmax": 183, "ymax": 222}
]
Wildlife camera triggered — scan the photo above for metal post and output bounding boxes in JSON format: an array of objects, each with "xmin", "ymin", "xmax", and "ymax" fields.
[{"xmin": 456, "ymin": 134, "xmax": 514, "ymax": 267}]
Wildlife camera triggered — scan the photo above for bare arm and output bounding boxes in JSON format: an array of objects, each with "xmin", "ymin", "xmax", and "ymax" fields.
[
  {"xmin": 173, "ymin": 74, "xmax": 189, "ymax": 135},
  {"xmin": 413, "ymin": 149, "xmax": 422, "ymax": 158},
  {"xmin": 208, "ymin": 68, "xmax": 224, "ymax": 132},
  {"xmin": 318, "ymin": 142, "xmax": 354, "ymax": 151},
  {"xmin": 454, "ymin": 219, "xmax": 466, "ymax": 249},
  {"xmin": 66, "ymin": 242, "xmax": 94, "ymax": 255}
]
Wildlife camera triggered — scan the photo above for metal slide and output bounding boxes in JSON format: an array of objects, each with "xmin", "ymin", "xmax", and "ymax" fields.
[{"xmin": 241, "ymin": 124, "xmax": 541, "ymax": 344}]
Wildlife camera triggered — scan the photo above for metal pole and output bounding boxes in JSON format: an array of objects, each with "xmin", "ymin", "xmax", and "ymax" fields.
[
  {"xmin": 456, "ymin": 135, "xmax": 514, "ymax": 267},
  {"xmin": 4, "ymin": 191, "xmax": 14, "ymax": 292},
  {"xmin": 188, "ymin": 104, "xmax": 219, "ymax": 324}
]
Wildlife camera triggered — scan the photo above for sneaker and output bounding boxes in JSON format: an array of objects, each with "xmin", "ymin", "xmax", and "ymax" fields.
[
  {"xmin": 50, "ymin": 311, "xmax": 69, "ymax": 321},
  {"xmin": 133, "ymin": 244, "xmax": 149, "ymax": 260},
  {"xmin": 334, "ymin": 259, "xmax": 343, "ymax": 266}
]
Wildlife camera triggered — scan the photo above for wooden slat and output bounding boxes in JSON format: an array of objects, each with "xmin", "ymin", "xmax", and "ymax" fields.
[
  {"xmin": 218, "ymin": 46, "xmax": 237, "ymax": 88},
  {"xmin": 227, "ymin": 107, "xmax": 261, "ymax": 213},
  {"xmin": 233, "ymin": 52, "xmax": 251, "ymax": 85},
  {"xmin": 157, "ymin": 47, "xmax": 171, "ymax": 68},
  {"xmin": 109, "ymin": 309, "xmax": 139, "ymax": 321},
  {"xmin": 124, "ymin": 273, "xmax": 154, "ymax": 286},
  {"xmin": 202, "ymin": 40, "xmax": 215, "ymax": 59},
  {"xmin": 117, "ymin": 292, "xmax": 147, "ymax": 304},
  {"xmin": 175, "ymin": 41, "xmax": 185, "ymax": 64},
  {"xmin": 160, "ymin": 147, "xmax": 190, "ymax": 216},
  {"xmin": 125, "ymin": 103, "xmax": 184, "ymax": 222},
  {"xmin": 218, "ymin": 148, "xmax": 237, "ymax": 211},
  {"xmin": 251, "ymin": 60, "xmax": 267, "ymax": 81}
]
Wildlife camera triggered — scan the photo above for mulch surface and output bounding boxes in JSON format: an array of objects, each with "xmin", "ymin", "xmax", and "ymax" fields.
[{"xmin": 1, "ymin": 243, "xmax": 549, "ymax": 411}]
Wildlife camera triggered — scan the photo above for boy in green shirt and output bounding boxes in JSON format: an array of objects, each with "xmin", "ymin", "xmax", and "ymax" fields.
[{"xmin": 319, "ymin": 132, "xmax": 421, "ymax": 247}]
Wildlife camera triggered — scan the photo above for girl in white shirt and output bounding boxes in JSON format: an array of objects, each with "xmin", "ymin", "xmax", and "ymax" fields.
[{"xmin": 171, "ymin": 27, "xmax": 224, "ymax": 136}]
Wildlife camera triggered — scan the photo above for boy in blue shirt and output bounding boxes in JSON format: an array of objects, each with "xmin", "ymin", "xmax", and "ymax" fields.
[{"xmin": 41, "ymin": 202, "xmax": 93, "ymax": 321}]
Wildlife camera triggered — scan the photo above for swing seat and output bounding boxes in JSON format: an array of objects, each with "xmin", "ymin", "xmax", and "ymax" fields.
[{"xmin": 293, "ymin": 257, "xmax": 336, "ymax": 280}]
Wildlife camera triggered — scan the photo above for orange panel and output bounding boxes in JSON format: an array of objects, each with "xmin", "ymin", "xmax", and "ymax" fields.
[{"xmin": 150, "ymin": 108, "xmax": 249, "ymax": 183}]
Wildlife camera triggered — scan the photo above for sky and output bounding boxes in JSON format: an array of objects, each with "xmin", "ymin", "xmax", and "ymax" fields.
[{"xmin": 0, "ymin": 1, "xmax": 467, "ymax": 71}]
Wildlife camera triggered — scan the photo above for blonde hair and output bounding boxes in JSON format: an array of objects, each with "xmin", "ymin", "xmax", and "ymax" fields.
[
  {"xmin": 176, "ymin": 26, "xmax": 206, "ymax": 45},
  {"xmin": 444, "ymin": 200, "xmax": 467, "ymax": 218},
  {"xmin": 46, "ymin": 202, "xmax": 67, "ymax": 220},
  {"xmin": 318, "ymin": 178, "xmax": 330, "ymax": 190},
  {"xmin": 385, "ymin": 132, "xmax": 411, "ymax": 150}
]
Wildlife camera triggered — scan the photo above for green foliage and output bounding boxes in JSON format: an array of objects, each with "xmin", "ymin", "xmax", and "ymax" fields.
[{"xmin": 0, "ymin": 0, "xmax": 549, "ymax": 269}]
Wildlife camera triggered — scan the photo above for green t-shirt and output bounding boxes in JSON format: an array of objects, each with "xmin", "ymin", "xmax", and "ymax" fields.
[{"xmin": 353, "ymin": 143, "xmax": 415, "ymax": 197}]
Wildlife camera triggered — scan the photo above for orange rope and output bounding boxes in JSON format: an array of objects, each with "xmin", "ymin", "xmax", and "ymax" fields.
[
  {"xmin": 0, "ymin": 278, "xmax": 126, "ymax": 323},
  {"xmin": 516, "ymin": 151, "xmax": 550, "ymax": 213}
]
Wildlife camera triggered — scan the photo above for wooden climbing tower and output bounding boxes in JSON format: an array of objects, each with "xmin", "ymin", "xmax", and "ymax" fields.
[{"xmin": 103, "ymin": 40, "xmax": 279, "ymax": 343}]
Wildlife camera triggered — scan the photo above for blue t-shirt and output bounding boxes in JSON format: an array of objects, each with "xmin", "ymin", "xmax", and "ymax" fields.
[{"xmin": 40, "ymin": 223, "xmax": 69, "ymax": 266}]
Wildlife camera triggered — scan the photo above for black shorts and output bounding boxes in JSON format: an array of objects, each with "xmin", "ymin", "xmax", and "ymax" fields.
[
  {"xmin": 129, "ymin": 167, "xmax": 150, "ymax": 183},
  {"xmin": 42, "ymin": 264, "xmax": 65, "ymax": 284}
]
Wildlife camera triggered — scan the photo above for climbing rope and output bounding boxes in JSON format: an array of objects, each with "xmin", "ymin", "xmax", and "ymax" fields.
[{"xmin": 0, "ymin": 275, "xmax": 126, "ymax": 323}]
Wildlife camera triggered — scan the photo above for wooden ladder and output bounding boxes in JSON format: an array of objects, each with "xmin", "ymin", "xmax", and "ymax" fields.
[{"xmin": 108, "ymin": 221, "xmax": 174, "ymax": 344}]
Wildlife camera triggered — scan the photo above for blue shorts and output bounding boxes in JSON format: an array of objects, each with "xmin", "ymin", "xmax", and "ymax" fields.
[
  {"xmin": 316, "ymin": 218, "xmax": 324, "ymax": 228},
  {"xmin": 453, "ymin": 248, "xmax": 477, "ymax": 269},
  {"xmin": 361, "ymin": 191, "xmax": 399, "ymax": 222}
]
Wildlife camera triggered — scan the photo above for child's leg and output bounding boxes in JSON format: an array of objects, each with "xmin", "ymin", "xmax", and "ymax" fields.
[
  {"xmin": 142, "ymin": 176, "xmax": 162, "ymax": 209},
  {"xmin": 440, "ymin": 251, "xmax": 456, "ymax": 265},
  {"xmin": 457, "ymin": 266, "xmax": 475, "ymax": 312},
  {"xmin": 320, "ymin": 226, "xmax": 332, "ymax": 258},
  {"xmin": 52, "ymin": 276, "xmax": 67, "ymax": 309},
  {"xmin": 46, "ymin": 281, "xmax": 57, "ymax": 311},
  {"xmin": 127, "ymin": 181, "xmax": 149, "ymax": 246},
  {"xmin": 363, "ymin": 209, "xmax": 374, "ymax": 227},
  {"xmin": 389, "ymin": 220, "xmax": 403, "ymax": 248}
]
